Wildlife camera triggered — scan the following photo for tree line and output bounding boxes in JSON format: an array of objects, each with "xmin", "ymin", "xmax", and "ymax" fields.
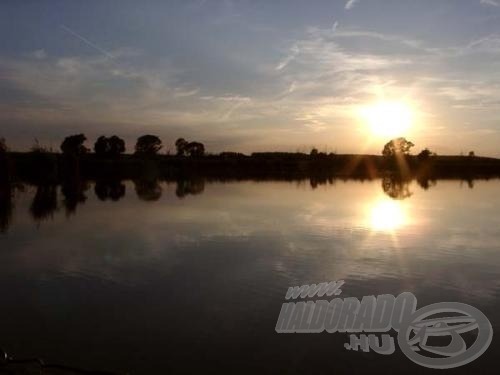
[
  {"xmin": 58, "ymin": 134, "xmax": 205, "ymax": 157},
  {"xmin": 0, "ymin": 135, "xmax": 478, "ymax": 160},
  {"xmin": 380, "ymin": 137, "xmax": 476, "ymax": 160}
]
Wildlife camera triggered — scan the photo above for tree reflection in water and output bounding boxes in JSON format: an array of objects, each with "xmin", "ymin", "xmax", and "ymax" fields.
[
  {"xmin": 0, "ymin": 176, "xmax": 483, "ymax": 232},
  {"xmin": 133, "ymin": 179, "xmax": 162, "ymax": 201},
  {"xmin": 0, "ymin": 183, "xmax": 13, "ymax": 233},
  {"xmin": 61, "ymin": 178, "xmax": 90, "ymax": 216},
  {"xmin": 30, "ymin": 184, "xmax": 58, "ymax": 223},
  {"xmin": 381, "ymin": 177, "xmax": 413, "ymax": 200},
  {"xmin": 175, "ymin": 178, "xmax": 205, "ymax": 198},
  {"xmin": 95, "ymin": 180, "xmax": 126, "ymax": 201}
]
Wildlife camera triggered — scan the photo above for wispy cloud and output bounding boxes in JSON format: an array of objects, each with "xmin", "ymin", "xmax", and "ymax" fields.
[
  {"xmin": 333, "ymin": 29, "xmax": 425, "ymax": 50},
  {"xmin": 0, "ymin": 51, "xmax": 202, "ymax": 127},
  {"xmin": 201, "ymin": 95, "xmax": 252, "ymax": 120},
  {"xmin": 332, "ymin": 21, "xmax": 339, "ymax": 33},
  {"xmin": 345, "ymin": 0, "xmax": 359, "ymax": 10},
  {"xmin": 275, "ymin": 45, "xmax": 299, "ymax": 71},
  {"xmin": 60, "ymin": 25, "xmax": 115, "ymax": 60},
  {"xmin": 32, "ymin": 49, "xmax": 47, "ymax": 60},
  {"xmin": 480, "ymin": 0, "xmax": 499, "ymax": 7}
]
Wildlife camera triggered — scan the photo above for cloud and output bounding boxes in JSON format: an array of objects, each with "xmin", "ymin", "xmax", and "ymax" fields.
[
  {"xmin": 480, "ymin": 0, "xmax": 499, "ymax": 6},
  {"xmin": 201, "ymin": 95, "xmax": 252, "ymax": 119},
  {"xmin": 463, "ymin": 34, "xmax": 500, "ymax": 54},
  {"xmin": 333, "ymin": 29, "xmax": 425, "ymax": 50},
  {"xmin": 345, "ymin": 0, "xmax": 359, "ymax": 10},
  {"xmin": 290, "ymin": 27, "xmax": 412, "ymax": 72},
  {"xmin": 60, "ymin": 24, "xmax": 115, "ymax": 60},
  {"xmin": 268, "ymin": 27, "xmax": 415, "ymax": 133},
  {"xmin": 0, "ymin": 51, "xmax": 203, "ymax": 128},
  {"xmin": 32, "ymin": 49, "xmax": 47, "ymax": 60},
  {"xmin": 275, "ymin": 45, "xmax": 299, "ymax": 71}
]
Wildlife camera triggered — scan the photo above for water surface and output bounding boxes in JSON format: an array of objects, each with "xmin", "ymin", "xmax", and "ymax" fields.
[{"xmin": 0, "ymin": 178, "xmax": 499, "ymax": 374}]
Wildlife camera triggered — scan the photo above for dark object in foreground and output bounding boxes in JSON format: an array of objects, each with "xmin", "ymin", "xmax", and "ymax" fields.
[{"xmin": 0, "ymin": 348, "xmax": 126, "ymax": 375}]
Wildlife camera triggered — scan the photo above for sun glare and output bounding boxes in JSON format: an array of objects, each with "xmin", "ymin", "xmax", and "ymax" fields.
[
  {"xmin": 369, "ymin": 199, "xmax": 407, "ymax": 232},
  {"xmin": 359, "ymin": 101, "xmax": 414, "ymax": 138}
]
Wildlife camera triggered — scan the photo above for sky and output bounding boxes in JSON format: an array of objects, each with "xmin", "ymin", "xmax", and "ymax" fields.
[{"xmin": 1, "ymin": 0, "xmax": 500, "ymax": 156}]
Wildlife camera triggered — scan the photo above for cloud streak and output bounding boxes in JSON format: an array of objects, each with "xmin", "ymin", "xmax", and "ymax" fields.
[
  {"xmin": 60, "ymin": 25, "xmax": 115, "ymax": 60},
  {"xmin": 480, "ymin": 0, "xmax": 499, "ymax": 7},
  {"xmin": 345, "ymin": 0, "xmax": 359, "ymax": 10}
]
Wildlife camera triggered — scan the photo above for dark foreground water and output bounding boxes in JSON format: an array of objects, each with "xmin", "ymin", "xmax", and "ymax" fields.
[{"xmin": 0, "ymin": 178, "xmax": 499, "ymax": 374}]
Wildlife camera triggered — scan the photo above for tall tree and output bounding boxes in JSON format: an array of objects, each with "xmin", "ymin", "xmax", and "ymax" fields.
[
  {"xmin": 135, "ymin": 135, "xmax": 162, "ymax": 155},
  {"xmin": 94, "ymin": 136, "xmax": 126, "ymax": 157},
  {"xmin": 94, "ymin": 136, "xmax": 108, "ymax": 156},
  {"xmin": 61, "ymin": 134, "xmax": 88, "ymax": 156},
  {"xmin": 382, "ymin": 137, "xmax": 414, "ymax": 157},
  {"xmin": 175, "ymin": 138, "xmax": 189, "ymax": 156},
  {"xmin": 185, "ymin": 142, "xmax": 205, "ymax": 157},
  {"xmin": 108, "ymin": 136, "xmax": 125, "ymax": 156},
  {"xmin": 175, "ymin": 138, "xmax": 205, "ymax": 157},
  {"xmin": 417, "ymin": 148, "xmax": 434, "ymax": 161}
]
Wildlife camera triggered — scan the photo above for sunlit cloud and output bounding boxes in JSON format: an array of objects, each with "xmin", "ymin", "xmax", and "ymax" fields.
[{"xmin": 345, "ymin": 0, "xmax": 359, "ymax": 10}]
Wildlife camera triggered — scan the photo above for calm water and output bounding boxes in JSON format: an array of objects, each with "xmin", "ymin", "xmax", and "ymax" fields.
[{"xmin": 0, "ymin": 178, "xmax": 499, "ymax": 374}]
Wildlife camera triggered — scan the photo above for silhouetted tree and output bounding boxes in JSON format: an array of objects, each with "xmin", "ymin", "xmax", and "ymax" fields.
[
  {"xmin": 135, "ymin": 135, "xmax": 162, "ymax": 155},
  {"xmin": 382, "ymin": 137, "xmax": 414, "ymax": 157},
  {"xmin": 185, "ymin": 141, "xmax": 205, "ymax": 157},
  {"xmin": 94, "ymin": 136, "xmax": 108, "ymax": 156},
  {"xmin": 61, "ymin": 134, "xmax": 88, "ymax": 156},
  {"xmin": 175, "ymin": 138, "xmax": 205, "ymax": 157},
  {"xmin": 175, "ymin": 138, "xmax": 189, "ymax": 156},
  {"xmin": 417, "ymin": 148, "xmax": 435, "ymax": 161},
  {"xmin": 94, "ymin": 135, "xmax": 126, "ymax": 157},
  {"xmin": 468, "ymin": 151, "xmax": 475, "ymax": 157},
  {"xmin": 310, "ymin": 148, "xmax": 319, "ymax": 157},
  {"xmin": 108, "ymin": 136, "xmax": 125, "ymax": 156}
]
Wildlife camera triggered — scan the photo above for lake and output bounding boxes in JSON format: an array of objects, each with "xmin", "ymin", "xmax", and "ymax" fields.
[{"xmin": 0, "ymin": 177, "xmax": 499, "ymax": 374}]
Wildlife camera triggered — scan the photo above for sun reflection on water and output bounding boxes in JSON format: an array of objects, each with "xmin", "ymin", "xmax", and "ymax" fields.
[{"xmin": 369, "ymin": 199, "xmax": 407, "ymax": 232}]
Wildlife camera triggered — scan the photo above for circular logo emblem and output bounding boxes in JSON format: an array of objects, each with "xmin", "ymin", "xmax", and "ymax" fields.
[{"xmin": 398, "ymin": 302, "xmax": 493, "ymax": 369}]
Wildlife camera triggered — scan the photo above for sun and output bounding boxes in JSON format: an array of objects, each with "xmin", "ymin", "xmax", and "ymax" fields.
[{"xmin": 359, "ymin": 101, "xmax": 414, "ymax": 138}]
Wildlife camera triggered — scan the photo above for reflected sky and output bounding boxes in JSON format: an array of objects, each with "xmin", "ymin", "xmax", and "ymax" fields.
[{"xmin": 0, "ymin": 179, "xmax": 499, "ymax": 373}]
